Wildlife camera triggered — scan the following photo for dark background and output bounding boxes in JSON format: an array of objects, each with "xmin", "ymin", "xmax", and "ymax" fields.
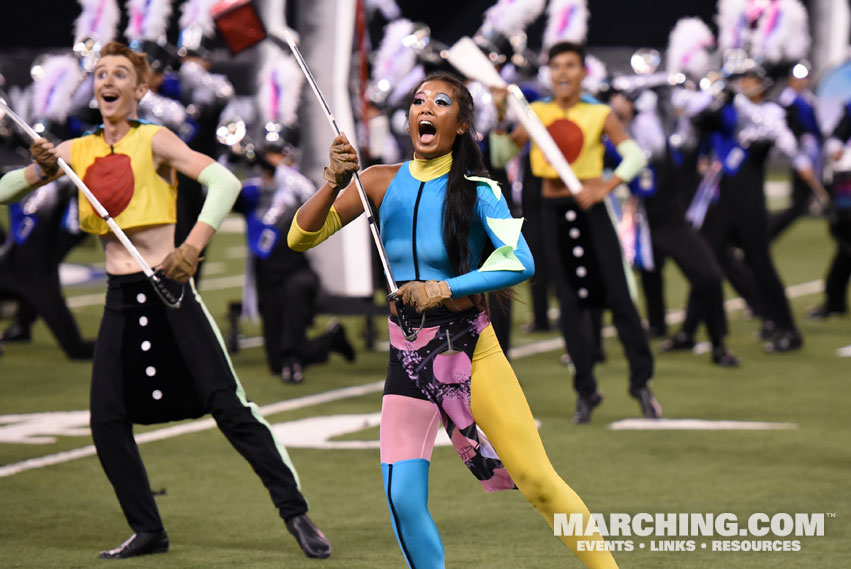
[
  {"xmin": 393, "ymin": 0, "xmax": 718, "ymax": 48},
  {"xmin": 2, "ymin": 0, "xmax": 720, "ymax": 50},
  {"xmin": 0, "ymin": 0, "xmax": 824, "ymax": 92}
]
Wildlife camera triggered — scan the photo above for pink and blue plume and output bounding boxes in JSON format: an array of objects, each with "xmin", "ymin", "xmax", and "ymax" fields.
[
  {"xmin": 257, "ymin": 49, "xmax": 304, "ymax": 128},
  {"xmin": 74, "ymin": 0, "xmax": 121, "ymax": 44},
  {"xmin": 31, "ymin": 55, "xmax": 86, "ymax": 122},
  {"xmin": 543, "ymin": 0, "xmax": 589, "ymax": 49},
  {"xmin": 124, "ymin": 0, "xmax": 173, "ymax": 43},
  {"xmin": 482, "ymin": 0, "xmax": 547, "ymax": 37},
  {"xmin": 178, "ymin": 0, "xmax": 217, "ymax": 37},
  {"xmin": 370, "ymin": 19, "xmax": 417, "ymax": 102},
  {"xmin": 666, "ymin": 17, "xmax": 716, "ymax": 78}
]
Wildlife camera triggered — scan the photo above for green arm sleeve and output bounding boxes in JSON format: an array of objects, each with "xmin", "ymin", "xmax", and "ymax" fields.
[
  {"xmin": 613, "ymin": 139, "xmax": 648, "ymax": 183},
  {"xmin": 287, "ymin": 205, "xmax": 342, "ymax": 252},
  {"xmin": 0, "ymin": 168, "xmax": 34, "ymax": 204},
  {"xmin": 489, "ymin": 131, "xmax": 520, "ymax": 169},
  {"xmin": 196, "ymin": 161, "xmax": 242, "ymax": 230}
]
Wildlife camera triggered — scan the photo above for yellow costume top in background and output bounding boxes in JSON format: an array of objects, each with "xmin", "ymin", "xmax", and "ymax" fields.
[
  {"xmin": 529, "ymin": 99, "xmax": 610, "ymax": 180},
  {"xmin": 71, "ymin": 121, "xmax": 177, "ymax": 235}
]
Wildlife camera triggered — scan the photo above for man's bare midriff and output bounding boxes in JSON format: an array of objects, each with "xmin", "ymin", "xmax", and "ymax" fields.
[
  {"xmin": 100, "ymin": 223, "xmax": 175, "ymax": 275},
  {"xmin": 542, "ymin": 175, "xmax": 602, "ymax": 199}
]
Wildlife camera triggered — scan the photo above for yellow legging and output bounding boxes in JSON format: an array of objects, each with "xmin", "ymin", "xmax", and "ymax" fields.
[{"xmin": 470, "ymin": 325, "xmax": 618, "ymax": 569}]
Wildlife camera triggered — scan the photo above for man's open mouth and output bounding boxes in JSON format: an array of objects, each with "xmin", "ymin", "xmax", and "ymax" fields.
[{"xmin": 102, "ymin": 94, "xmax": 119, "ymax": 102}]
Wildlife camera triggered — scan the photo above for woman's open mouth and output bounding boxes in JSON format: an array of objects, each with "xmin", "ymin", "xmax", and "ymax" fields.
[
  {"xmin": 418, "ymin": 120, "xmax": 436, "ymax": 144},
  {"xmin": 102, "ymin": 94, "xmax": 119, "ymax": 103}
]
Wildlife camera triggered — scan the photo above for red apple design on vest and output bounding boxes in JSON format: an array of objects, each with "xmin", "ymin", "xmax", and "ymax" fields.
[
  {"xmin": 547, "ymin": 118, "xmax": 584, "ymax": 164},
  {"xmin": 83, "ymin": 153, "xmax": 135, "ymax": 217}
]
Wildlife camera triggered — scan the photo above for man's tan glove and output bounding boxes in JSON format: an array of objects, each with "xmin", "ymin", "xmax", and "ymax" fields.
[
  {"xmin": 30, "ymin": 138, "xmax": 59, "ymax": 178},
  {"xmin": 397, "ymin": 280, "xmax": 452, "ymax": 312},
  {"xmin": 159, "ymin": 243, "xmax": 202, "ymax": 283}
]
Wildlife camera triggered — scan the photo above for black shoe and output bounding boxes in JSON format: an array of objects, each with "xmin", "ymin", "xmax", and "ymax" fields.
[
  {"xmin": 764, "ymin": 329, "xmax": 803, "ymax": 353},
  {"xmin": 0, "ymin": 323, "xmax": 31, "ymax": 343},
  {"xmin": 807, "ymin": 304, "xmax": 847, "ymax": 320},
  {"xmin": 646, "ymin": 325, "xmax": 668, "ymax": 340},
  {"xmin": 659, "ymin": 331, "xmax": 694, "ymax": 353},
  {"xmin": 711, "ymin": 345, "xmax": 740, "ymax": 367},
  {"xmin": 629, "ymin": 386, "xmax": 662, "ymax": 419},
  {"xmin": 757, "ymin": 320, "xmax": 776, "ymax": 341},
  {"xmin": 281, "ymin": 358, "xmax": 304, "ymax": 384},
  {"xmin": 98, "ymin": 531, "xmax": 169, "ymax": 559},
  {"xmin": 285, "ymin": 514, "xmax": 332, "ymax": 559},
  {"xmin": 572, "ymin": 392, "xmax": 603, "ymax": 425},
  {"xmin": 328, "ymin": 320, "xmax": 356, "ymax": 362}
]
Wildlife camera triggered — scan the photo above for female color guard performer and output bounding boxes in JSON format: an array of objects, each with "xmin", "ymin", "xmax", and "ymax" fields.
[{"xmin": 289, "ymin": 71, "xmax": 618, "ymax": 569}]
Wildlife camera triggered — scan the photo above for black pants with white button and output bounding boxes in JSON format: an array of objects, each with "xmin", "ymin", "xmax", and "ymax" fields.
[
  {"xmin": 542, "ymin": 197, "xmax": 654, "ymax": 398},
  {"xmin": 90, "ymin": 273, "xmax": 308, "ymax": 534}
]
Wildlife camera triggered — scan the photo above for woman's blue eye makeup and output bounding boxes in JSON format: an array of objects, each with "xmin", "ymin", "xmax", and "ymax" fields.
[{"xmin": 412, "ymin": 92, "xmax": 453, "ymax": 107}]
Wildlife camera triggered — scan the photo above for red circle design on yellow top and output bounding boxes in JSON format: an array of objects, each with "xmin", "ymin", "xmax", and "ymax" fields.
[
  {"xmin": 546, "ymin": 118, "xmax": 584, "ymax": 164},
  {"xmin": 82, "ymin": 153, "xmax": 135, "ymax": 218}
]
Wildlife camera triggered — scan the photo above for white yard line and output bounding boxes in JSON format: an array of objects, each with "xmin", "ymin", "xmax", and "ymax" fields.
[
  {"xmin": 609, "ymin": 418, "xmax": 798, "ymax": 431},
  {"xmin": 2, "ymin": 279, "xmax": 826, "ymax": 478},
  {"xmin": 0, "ymin": 381, "xmax": 385, "ymax": 478}
]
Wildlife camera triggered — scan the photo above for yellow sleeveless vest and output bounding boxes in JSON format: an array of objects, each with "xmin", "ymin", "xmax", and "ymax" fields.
[
  {"xmin": 71, "ymin": 122, "xmax": 177, "ymax": 235},
  {"xmin": 529, "ymin": 99, "xmax": 611, "ymax": 181}
]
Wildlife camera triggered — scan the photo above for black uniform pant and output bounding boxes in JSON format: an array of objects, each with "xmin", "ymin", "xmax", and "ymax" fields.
[
  {"xmin": 640, "ymin": 264, "xmax": 667, "ymax": 335},
  {"xmin": 769, "ymin": 172, "xmax": 811, "ymax": 240},
  {"xmin": 0, "ymin": 267, "xmax": 93, "ymax": 358},
  {"xmin": 255, "ymin": 263, "xmax": 332, "ymax": 374},
  {"xmin": 487, "ymin": 293, "xmax": 512, "ymax": 357},
  {"xmin": 679, "ymin": 248, "xmax": 765, "ymax": 328},
  {"xmin": 521, "ymin": 161, "xmax": 551, "ymax": 329},
  {"xmin": 90, "ymin": 273, "xmax": 307, "ymax": 534},
  {"xmin": 824, "ymin": 219, "xmax": 851, "ymax": 311},
  {"xmin": 542, "ymin": 198, "xmax": 653, "ymax": 398},
  {"xmin": 0, "ymin": 229, "xmax": 92, "ymax": 358},
  {"xmin": 824, "ymin": 248, "xmax": 851, "ymax": 311},
  {"xmin": 650, "ymin": 223, "xmax": 728, "ymax": 345},
  {"xmin": 699, "ymin": 179, "xmax": 796, "ymax": 331},
  {"xmin": 716, "ymin": 247, "xmax": 764, "ymax": 318}
]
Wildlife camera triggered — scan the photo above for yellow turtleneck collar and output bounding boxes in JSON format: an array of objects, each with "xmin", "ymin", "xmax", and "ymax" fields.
[{"xmin": 409, "ymin": 152, "xmax": 453, "ymax": 182}]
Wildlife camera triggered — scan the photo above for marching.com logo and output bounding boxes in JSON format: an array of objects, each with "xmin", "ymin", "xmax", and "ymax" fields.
[{"xmin": 553, "ymin": 512, "xmax": 829, "ymax": 552}]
